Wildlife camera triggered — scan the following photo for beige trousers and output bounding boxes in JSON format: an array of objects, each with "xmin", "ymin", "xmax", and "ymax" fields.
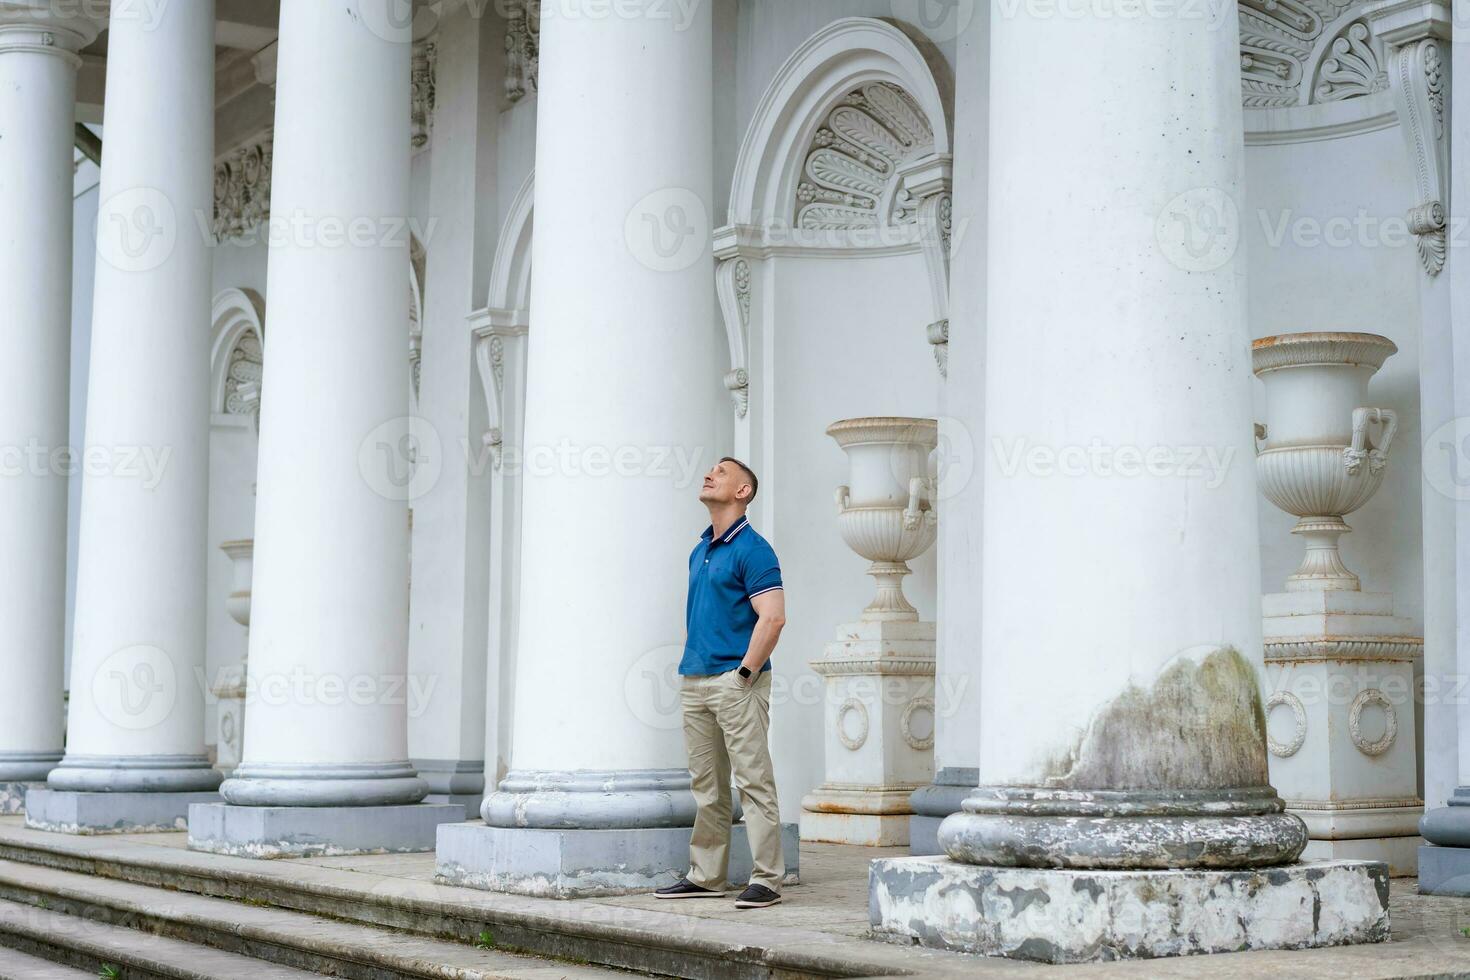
[{"xmin": 680, "ymin": 669, "xmax": 783, "ymax": 892}]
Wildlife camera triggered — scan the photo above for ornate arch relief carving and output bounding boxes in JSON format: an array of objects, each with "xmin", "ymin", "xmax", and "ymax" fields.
[
  {"xmin": 505, "ymin": 0, "xmax": 539, "ymax": 103},
  {"xmin": 210, "ymin": 288, "xmax": 266, "ymax": 424},
  {"xmin": 213, "ymin": 134, "xmax": 272, "ymax": 242},
  {"xmin": 794, "ymin": 82, "xmax": 935, "ymax": 232},
  {"xmin": 1240, "ymin": 1, "xmax": 1387, "ymax": 109},
  {"xmin": 411, "ymin": 39, "xmax": 437, "ymax": 150},
  {"xmin": 224, "ymin": 332, "xmax": 263, "ymax": 418}
]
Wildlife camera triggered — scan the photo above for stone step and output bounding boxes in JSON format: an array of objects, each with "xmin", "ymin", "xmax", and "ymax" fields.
[
  {"xmin": 0, "ymin": 818, "xmax": 935, "ymax": 979},
  {"xmin": 0, "ymin": 943, "xmax": 98, "ymax": 980},
  {"xmin": 0, "ymin": 896, "xmax": 320, "ymax": 979},
  {"xmin": 0, "ymin": 858, "xmax": 633, "ymax": 979}
]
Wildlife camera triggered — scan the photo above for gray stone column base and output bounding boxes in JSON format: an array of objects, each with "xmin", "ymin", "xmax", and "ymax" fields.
[
  {"xmin": 24, "ymin": 788, "xmax": 221, "ymax": 834},
  {"xmin": 870, "ymin": 856, "xmax": 1388, "ymax": 962},
  {"xmin": 413, "ymin": 758, "xmax": 485, "ymax": 814},
  {"xmin": 187, "ymin": 802, "xmax": 464, "ymax": 858},
  {"xmin": 436, "ymin": 821, "xmax": 800, "ymax": 898},
  {"xmin": 0, "ymin": 782, "xmax": 45, "ymax": 815},
  {"xmin": 1417, "ymin": 845, "xmax": 1470, "ymax": 895},
  {"xmin": 909, "ymin": 767, "xmax": 977, "ymax": 856}
]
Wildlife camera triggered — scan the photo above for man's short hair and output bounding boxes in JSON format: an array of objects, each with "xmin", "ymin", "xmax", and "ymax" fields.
[{"xmin": 720, "ymin": 456, "xmax": 758, "ymax": 503}]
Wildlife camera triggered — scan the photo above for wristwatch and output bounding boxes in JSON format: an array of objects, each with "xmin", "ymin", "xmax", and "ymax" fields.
[{"xmin": 738, "ymin": 665, "xmax": 752, "ymax": 680}]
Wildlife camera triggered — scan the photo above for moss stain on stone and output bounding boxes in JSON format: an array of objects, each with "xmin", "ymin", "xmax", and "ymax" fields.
[{"xmin": 1039, "ymin": 646, "xmax": 1270, "ymax": 791}]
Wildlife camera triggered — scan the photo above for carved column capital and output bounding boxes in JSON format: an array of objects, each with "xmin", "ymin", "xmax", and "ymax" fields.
[
  {"xmin": 1366, "ymin": 0, "xmax": 1451, "ymax": 276},
  {"xmin": 0, "ymin": 4, "xmax": 101, "ymax": 63}
]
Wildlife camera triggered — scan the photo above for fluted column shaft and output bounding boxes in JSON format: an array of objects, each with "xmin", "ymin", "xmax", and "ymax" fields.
[
  {"xmin": 938, "ymin": 5, "xmax": 1304, "ymax": 868},
  {"xmin": 221, "ymin": 0, "xmax": 421, "ymax": 807},
  {"xmin": 482, "ymin": 0, "xmax": 717, "ymax": 828},
  {"xmin": 0, "ymin": 3, "xmax": 98, "ymax": 783},
  {"xmin": 50, "ymin": 0, "xmax": 219, "ymax": 794}
]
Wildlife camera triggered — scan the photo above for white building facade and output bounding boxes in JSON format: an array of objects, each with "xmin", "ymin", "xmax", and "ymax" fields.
[{"xmin": 2, "ymin": 0, "xmax": 1469, "ymax": 963}]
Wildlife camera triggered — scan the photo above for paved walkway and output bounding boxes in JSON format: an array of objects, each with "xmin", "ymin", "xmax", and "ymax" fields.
[{"xmin": 2, "ymin": 817, "xmax": 1470, "ymax": 977}]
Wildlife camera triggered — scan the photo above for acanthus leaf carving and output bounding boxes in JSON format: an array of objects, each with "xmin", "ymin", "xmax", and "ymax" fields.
[
  {"xmin": 411, "ymin": 40, "xmax": 437, "ymax": 150},
  {"xmin": 213, "ymin": 134, "xmax": 272, "ymax": 242},
  {"xmin": 505, "ymin": 0, "xmax": 540, "ymax": 103}
]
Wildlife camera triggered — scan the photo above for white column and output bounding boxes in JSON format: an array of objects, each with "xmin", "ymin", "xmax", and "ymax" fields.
[
  {"xmin": 0, "ymin": 3, "xmax": 100, "ymax": 795},
  {"xmin": 482, "ymin": 0, "xmax": 716, "ymax": 829},
  {"xmin": 938, "ymin": 3, "xmax": 1304, "ymax": 868},
  {"xmin": 219, "ymin": 0, "xmax": 424, "ymax": 808},
  {"xmin": 48, "ymin": 0, "xmax": 220, "ymax": 797}
]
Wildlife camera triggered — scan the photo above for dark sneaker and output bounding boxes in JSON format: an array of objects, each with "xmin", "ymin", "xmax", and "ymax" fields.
[
  {"xmin": 654, "ymin": 878, "xmax": 725, "ymax": 899},
  {"xmin": 734, "ymin": 883, "xmax": 781, "ymax": 909}
]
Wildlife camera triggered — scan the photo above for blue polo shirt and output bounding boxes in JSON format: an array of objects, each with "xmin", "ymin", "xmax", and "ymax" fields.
[{"xmin": 680, "ymin": 513, "xmax": 783, "ymax": 675}]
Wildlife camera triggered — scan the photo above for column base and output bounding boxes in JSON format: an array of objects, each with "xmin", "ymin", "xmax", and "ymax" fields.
[
  {"xmin": 413, "ymin": 758, "xmax": 485, "ymax": 814},
  {"xmin": 869, "ymin": 855, "xmax": 1388, "ymax": 962},
  {"xmin": 0, "ymin": 751, "xmax": 62, "ymax": 783},
  {"xmin": 0, "ymin": 782, "xmax": 45, "ymax": 815},
  {"xmin": 436, "ymin": 822, "xmax": 800, "ymax": 898},
  {"xmin": 24, "ymin": 788, "xmax": 221, "ymax": 834},
  {"xmin": 46, "ymin": 754, "xmax": 223, "ymax": 793},
  {"xmin": 909, "ymin": 767, "xmax": 977, "ymax": 856},
  {"xmin": 187, "ymin": 802, "xmax": 465, "ymax": 858},
  {"xmin": 941, "ymin": 787, "xmax": 1307, "ymax": 869}
]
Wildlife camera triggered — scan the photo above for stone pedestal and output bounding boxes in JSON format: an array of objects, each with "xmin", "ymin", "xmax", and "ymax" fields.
[
  {"xmin": 188, "ymin": 802, "xmax": 463, "ymax": 858},
  {"xmin": 1263, "ymin": 591, "xmax": 1423, "ymax": 876},
  {"xmin": 801, "ymin": 620, "xmax": 935, "ymax": 846},
  {"xmin": 437, "ymin": 822, "xmax": 799, "ymax": 899},
  {"xmin": 870, "ymin": 856, "xmax": 1389, "ymax": 962},
  {"xmin": 0, "ymin": 783, "xmax": 43, "ymax": 816},
  {"xmin": 25, "ymin": 788, "xmax": 220, "ymax": 835}
]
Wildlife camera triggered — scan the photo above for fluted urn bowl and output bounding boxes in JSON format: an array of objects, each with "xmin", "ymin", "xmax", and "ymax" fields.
[
  {"xmin": 220, "ymin": 538, "xmax": 254, "ymax": 628},
  {"xmin": 1252, "ymin": 332, "xmax": 1398, "ymax": 591},
  {"xmin": 827, "ymin": 417, "xmax": 938, "ymax": 620}
]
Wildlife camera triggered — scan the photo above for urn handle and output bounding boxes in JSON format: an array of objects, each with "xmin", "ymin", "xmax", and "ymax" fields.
[
  {"xmin": 834, "ymin": 484, "xmax": 850, "ymax": 515},
  {"xmin": 1343, "ymin": 408, "xmax": 1398, "ymax": 475},
  {"xmin": 903, "ymin": 476, "xmax": 936, "ymax": 531},
  {"xmin": 1253, "ymin": 422, "xmax": 1267, "ymax": 454}
]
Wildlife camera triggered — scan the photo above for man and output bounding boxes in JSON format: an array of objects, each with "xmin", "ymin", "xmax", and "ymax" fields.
[{"xmin": 655, "ymin": 457, "xmax": 787, "ymax": 909}]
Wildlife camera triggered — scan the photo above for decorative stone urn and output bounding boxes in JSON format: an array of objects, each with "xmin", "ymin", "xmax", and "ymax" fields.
[
  {"xmin": 214, "ymin": 539, "xmax": 253, "ymax": 773},
  {"xmin": 828, "ymin": 417, "xmax": 940, "ymax": 620},
  {"xmin": 1254, "ymin": 332, "xmax": 1399, "ymax": 592},
  {"xmin": 1252, "ymin": 332, "xmax": 1423, "ymax": 874},
  {"xmin": 801, "ymin": 418, "xmax": 938, "ymax": 847}
]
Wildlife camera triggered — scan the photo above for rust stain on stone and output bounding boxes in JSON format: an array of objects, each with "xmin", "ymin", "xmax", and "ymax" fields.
[{"xmin": 1041, "ymin": 647, "xmax": 1270, "ymax": 791}]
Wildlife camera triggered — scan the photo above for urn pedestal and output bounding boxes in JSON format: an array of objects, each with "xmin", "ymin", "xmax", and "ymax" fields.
[
  {"xmin": 214, "ymin": 540, "xmax": 253, "ymax": 773},
  {"xmin": 1253, "ymin": 333, "xmax": 1422, "ymax": 875},
  {"xmin": 800, "ymin": 418, "xmax": 937, "ymax": 847}
]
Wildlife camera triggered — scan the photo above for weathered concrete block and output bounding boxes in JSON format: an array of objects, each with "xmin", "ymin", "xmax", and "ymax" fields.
[
  {"xmin": 24, "ymin": 788, "xmax": 221, "ymax": 834},
  {"xmin": 869, "ymin": 856, "xmax": 1389, "ymax": 962},
  {"xmin": 187, "ymin": 802, "xmax": 464, "ymax": 858},
  {"xmin": 0, "ymin": 782, "xmax": 43, "ymax": 815},
  {"xmin": 436, "ymin": 822, "xmax": 800, "ymax": 898}
]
